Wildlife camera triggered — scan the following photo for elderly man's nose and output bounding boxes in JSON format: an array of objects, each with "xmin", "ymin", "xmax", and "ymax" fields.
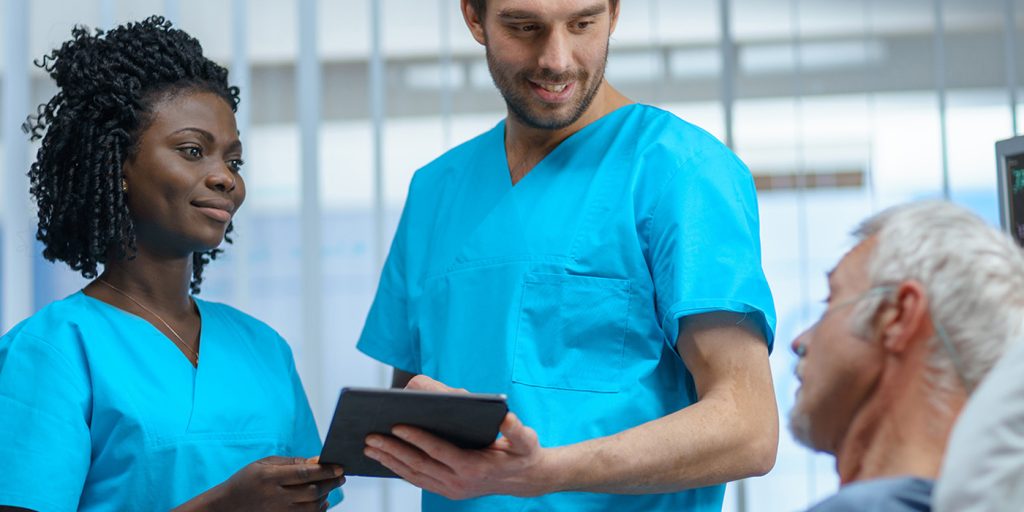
[{"xmin": 791, "ymin": 332, "xmax": 808, "ymax": 357}]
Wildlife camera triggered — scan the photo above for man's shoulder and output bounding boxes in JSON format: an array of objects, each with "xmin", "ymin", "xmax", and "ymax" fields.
[
  {"xmin": 614, "ymin": 104, "xmax": 739, "ymax": 176},
  {"xmin": 807, "ymin": 477, "xmax": 934, "ymax": 512},
  {"xmin": 626, "ymin": 104, "xmax": 726, "ymax": 148}
]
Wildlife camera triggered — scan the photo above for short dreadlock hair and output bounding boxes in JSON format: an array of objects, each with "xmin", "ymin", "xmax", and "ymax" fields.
[{"xmin": 25, "ymin": 15, "xmax": 240, "ymax": 294}]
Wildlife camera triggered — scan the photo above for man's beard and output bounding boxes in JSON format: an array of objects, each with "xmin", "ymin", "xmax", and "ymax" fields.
[
  {"xmin": 788, "ymin": 401, "xmax": 819, "ymax": 452},
  {"xmin": 486, "ymin": 44, "xmax": 609, "ymax": 130}
]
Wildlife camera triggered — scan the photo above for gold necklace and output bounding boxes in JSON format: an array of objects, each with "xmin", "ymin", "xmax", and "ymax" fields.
[{"xmin": 97, "ymin": 279, "xmax": 199, "ymax": 364}]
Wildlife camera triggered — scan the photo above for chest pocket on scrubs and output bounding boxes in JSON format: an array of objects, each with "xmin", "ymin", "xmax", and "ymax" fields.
[{"xmin": 512, "ymin": 272, "xmax": 631, "ymax": 393}]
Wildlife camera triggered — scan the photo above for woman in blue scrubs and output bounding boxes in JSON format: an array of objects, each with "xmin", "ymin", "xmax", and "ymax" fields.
[{"xmin": 0, "ymin": 17, "xmax": 343, "ymax": 511}]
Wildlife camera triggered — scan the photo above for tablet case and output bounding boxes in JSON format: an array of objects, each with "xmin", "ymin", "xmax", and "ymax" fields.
[{"xmin": 319, "ymin": 387, "xmax": 509, "ymax": 478}]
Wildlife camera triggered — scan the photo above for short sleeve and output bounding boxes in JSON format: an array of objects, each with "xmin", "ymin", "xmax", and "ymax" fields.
[
  {"xmin": 357, "ymin": 192, "xmax": 421, "ymax": 374},
  {"xmin": 645, "ymin": 142, "xmax": 777, "ymax": 351},
  {"xmin": 0, "ymin": 329, "xmax": 92, "ymax": 511},
  {"xmin": 282, "ymin": 343, "xmax": 344, "ymax": 507}
]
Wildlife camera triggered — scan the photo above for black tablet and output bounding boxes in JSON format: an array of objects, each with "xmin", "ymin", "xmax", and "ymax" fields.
[{"xmin": 319, "ymin": 387, "xmax": 509, "ymax": 478}]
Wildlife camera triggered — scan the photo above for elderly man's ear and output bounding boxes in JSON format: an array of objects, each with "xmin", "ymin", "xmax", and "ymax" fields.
[{"xmin": 876, "ymin": 281, "xmax": 931, "ymax": 354}]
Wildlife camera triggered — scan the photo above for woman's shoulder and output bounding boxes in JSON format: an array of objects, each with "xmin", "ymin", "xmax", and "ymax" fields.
[
  {"xmin": 194, "ymin": 299, "xmax": 294, "ymax": 354},
  {"xmin": 3, "ymin": 292, "xmax": 96, "ymax": 342},
  {"xmin": 0, "ymin": 292, "xmax": 102, "ymax": 375}
]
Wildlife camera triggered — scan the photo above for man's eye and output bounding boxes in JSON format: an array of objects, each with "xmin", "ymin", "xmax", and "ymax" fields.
[
  {"xmin": 575, "ymin": 21, "xmax": 593, "ymax": 30},
  {"xmin": 520, "ymin": 24, "xmax": 539, "ymax": 32}
]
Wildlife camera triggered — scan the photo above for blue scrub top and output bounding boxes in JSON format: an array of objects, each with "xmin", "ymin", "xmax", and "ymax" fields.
[
  {"xmin": 358, "ymin": 104, "xmax": 776, "ymax": 511},
  {"xmin": 0, "ymin": 291, "xmax": 341, "ymax": 511}
]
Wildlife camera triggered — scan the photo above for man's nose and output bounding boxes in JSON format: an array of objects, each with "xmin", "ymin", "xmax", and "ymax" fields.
[
  {"xmin": 791, "ymin": 331, "xmax": 809, "ymax": 357},
  {"xmin": 537, "ymin": 29, "xmax": 571, "ymax": 75}
]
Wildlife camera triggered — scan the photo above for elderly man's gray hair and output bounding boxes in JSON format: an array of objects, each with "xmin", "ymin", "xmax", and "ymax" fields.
[{"xmin": 848, "ymin": 200, "xmax": 1024, "ymax": 402}]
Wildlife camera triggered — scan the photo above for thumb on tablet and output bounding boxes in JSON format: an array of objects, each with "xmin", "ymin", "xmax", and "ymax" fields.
[
  {"xmin": 406, "ymin": 374, "xmax": 459, "ymax": 393},
  {"xmin": 499, "ymin": 413, "xmax": 539, "ymax": 454}
]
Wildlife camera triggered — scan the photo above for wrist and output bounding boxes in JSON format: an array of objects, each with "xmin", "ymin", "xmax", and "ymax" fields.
[
  {"xmin": 530, "ymin": 446, "xmax": 573, "ymax": 496},
  {"xmin": 176, "ymin": 481, "xmax": 228, "ymax": 511}
]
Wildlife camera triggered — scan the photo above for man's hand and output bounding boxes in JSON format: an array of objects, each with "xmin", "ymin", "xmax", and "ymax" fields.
[
  {"xmin": 364, "ymin": 375, "xmax": 555, "ymax": 500},
  {"xmin": 404, "ymin": 374, "xmax": 466, "ymax": 393}
]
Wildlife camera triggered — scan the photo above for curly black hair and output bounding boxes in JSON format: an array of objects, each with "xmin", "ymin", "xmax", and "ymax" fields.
[{"xmin": 24, "ymin": 15, "xmax": 240, "ymax": 294}]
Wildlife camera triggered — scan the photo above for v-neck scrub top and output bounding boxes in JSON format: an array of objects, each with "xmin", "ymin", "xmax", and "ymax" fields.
[
  {"xmin": 358, "ymin": 104, "xmax": 775, "ymax": 511},
  {"xmin": 0, "ymin": 291, "xmax": 340, "ymax": 511}
]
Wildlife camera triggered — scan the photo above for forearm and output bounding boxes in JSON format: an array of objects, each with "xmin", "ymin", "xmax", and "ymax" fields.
[
  {"xmin": 171, "ymin": 485, "xmax": 224, "ymax": 511},
  {"xmin": 544, "ymin": 391, "xmax": 778, "ymax": 494}
]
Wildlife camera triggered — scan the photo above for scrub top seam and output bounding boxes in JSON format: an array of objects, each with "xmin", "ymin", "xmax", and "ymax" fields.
[
  {"xmin": 646, "ymin": 146, "xmax": 714, "ymax": 240},
  {"xmin": 0, "ymin": 491, "xmax": 64, "ymax": 512},
  {"xmin": 6, "ymin": 330, "xmax": 91, "ymax": 397},
  {"xmin": 661, "ymin": 298, "xmax": 773, "ymax": 347}
]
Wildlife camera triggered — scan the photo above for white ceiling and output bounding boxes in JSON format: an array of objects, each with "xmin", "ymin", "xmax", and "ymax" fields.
[{"xmin": 2, "ymin": 0, "xmax": 1018, "ymax": 72}]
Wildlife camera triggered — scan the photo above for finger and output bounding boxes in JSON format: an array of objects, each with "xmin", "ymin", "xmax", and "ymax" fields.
[
  {"xmin": 499, "ymin": 413, "xmax": 539, "ymax": 455},
  {"xmin": 365, "ymin": 444, "xmax": 451, "ymax": 493},
  {"xmin": 259, "ymin": 455, "xmax": 308, "ymax": 466},
  {"xmin": 391, "ymin": 425, "xmax": 468, "ymax": 468},
  {"xmin": 406, "ymin": 374, "xmax": 454, "ymax": 392},
  {"xmin": 365, "ymin": 434, "xmax": 456, "ymax": 478},
  {"xmin": 293, "ymin": 500, "xmax": 325, "ymax": 512},
  {"xmin": 286, "ymin": 475, "xmax": 345, "ymax": 503},
  {"xmin": 277, "ymin": 462, "xmax": 346, "ymax": 486}
]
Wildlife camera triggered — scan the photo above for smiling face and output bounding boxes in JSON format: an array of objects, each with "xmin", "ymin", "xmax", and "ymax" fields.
[
  {"xmin": 122, "ymin": 90, "xmax": 245, "ymax": 258},
  {"xmin": 789, "ymin": 238, "xmax": 886, "ymax": 454},
  {"xmin": 467, "ymin": 0, "xmax": 617, "ymax": 130}
]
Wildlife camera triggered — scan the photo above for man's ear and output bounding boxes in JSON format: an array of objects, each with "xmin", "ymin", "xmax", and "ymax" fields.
[
  {"xmin": 461, "ymin": 0, "xmax": 487, "ymax": 46},
  {"xmin": 876, "ymin": 281, "xmax": 932, "ymax": 354}
]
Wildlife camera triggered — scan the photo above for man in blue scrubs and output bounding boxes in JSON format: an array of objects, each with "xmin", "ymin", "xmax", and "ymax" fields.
[{"xmin": 357, "ymin": 1, "xmax": 778, "ymax": 510}]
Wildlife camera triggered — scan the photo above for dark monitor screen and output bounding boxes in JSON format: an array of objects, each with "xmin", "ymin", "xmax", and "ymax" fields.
[
  {"xmin": 1006, "ymin": 153, "xmax": 1024, "ymax": 245},
  {"xmin": 997, "ymin": 135, "xmax": 1024, "ymax": 247}
]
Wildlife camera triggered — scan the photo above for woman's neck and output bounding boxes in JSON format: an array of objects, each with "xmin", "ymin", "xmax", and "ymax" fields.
[{"xmin": 91, "ymin": 245, "xmax": 194, "ymax": 315}]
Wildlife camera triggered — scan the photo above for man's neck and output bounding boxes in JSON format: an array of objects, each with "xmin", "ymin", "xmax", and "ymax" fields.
[
  {"xmin": 834, "ymin": 377, "xmax": 962, "ymax": 485},
  {"xmin": 504, "ymin": 81, "xmax": 631, "ymax": 184}
]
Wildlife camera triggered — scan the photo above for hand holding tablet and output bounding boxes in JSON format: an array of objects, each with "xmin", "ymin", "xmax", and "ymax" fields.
[{"xmin": 319, "ymin": 387, "xmax": 508, "ymax": 478}]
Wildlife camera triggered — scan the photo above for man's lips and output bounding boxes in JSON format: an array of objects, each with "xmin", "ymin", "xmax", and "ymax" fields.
[{"xmin": 529, "ymin": 79, "xmax": 576, "ymax": 103}]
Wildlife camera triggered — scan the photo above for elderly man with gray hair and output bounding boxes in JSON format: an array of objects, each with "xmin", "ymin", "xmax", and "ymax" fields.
[{"xmin": 788, "ymin": 200, "xmax": 1024, "ymax": 511}]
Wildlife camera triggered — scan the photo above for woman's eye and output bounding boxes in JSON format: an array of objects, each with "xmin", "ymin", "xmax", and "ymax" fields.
[
  {"xmin": 227, "ymin": 159, "xmax": 245, "ymax": 173},
  {"xmin": 180, "ymin": 146, "xmax": 203, "ymax": 159}
]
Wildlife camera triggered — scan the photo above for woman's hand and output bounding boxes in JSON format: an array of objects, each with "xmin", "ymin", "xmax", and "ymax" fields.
[{"xmin": 175, "ymin": 456, "xmax": 344, "ymax": 511}]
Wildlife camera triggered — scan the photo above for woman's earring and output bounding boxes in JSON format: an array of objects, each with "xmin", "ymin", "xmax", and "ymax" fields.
[{"xmin": 121, "ymin": 179, "xmax": 128, "ymax": 193}]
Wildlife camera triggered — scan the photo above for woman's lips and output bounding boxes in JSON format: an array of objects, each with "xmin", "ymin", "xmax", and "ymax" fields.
[{"xmin": 195, "ymin": 205, "xmax": 231, "ymax": 223}]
